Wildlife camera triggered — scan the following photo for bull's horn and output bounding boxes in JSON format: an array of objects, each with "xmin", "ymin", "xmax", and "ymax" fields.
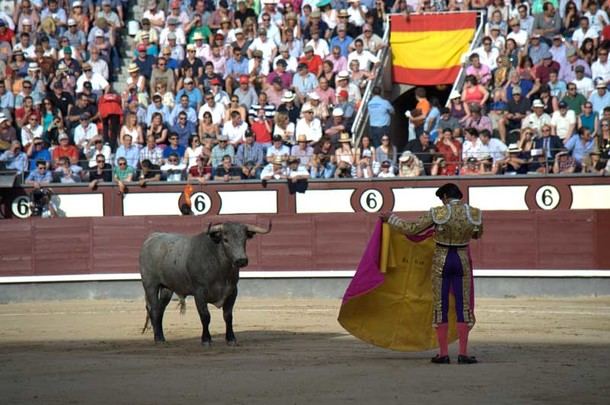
[
  {"xmin": 207, "ymin": 223, "xmax": 224, "ymax": 233},
  {"xmin": 246, "ymin": 221, "xmax": 272, "ymax": 234}
]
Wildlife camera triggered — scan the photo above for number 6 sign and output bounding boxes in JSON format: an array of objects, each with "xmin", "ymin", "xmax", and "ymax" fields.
[
  {"xmin": 360, "ymin": 189, "xmax": 383, "ymax": 213},
  {"xmin": 535, "ymin": 185, "xmax": 560, "ymax": 210},
  {"xmin": 189, "ymin": 192, "xmax": 212, "ymax": 215}
]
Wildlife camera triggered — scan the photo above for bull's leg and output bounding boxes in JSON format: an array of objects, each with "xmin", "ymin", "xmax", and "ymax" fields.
[
  {"xmin": 144, "ymin": 285, "xmax": 166, "ymax": 343},
  {"xmin": 193, "ymin": 290, "xmax": 212, "ymax": 346},
  {"xmin": 223, "ymin": 288, "xmax": 238, "ymax": 346}
]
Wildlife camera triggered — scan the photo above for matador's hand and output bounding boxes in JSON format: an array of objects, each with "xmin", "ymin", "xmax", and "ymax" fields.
[{"xmin": 379, "ymin": 212, "xmax": 391, "ymax": 222}]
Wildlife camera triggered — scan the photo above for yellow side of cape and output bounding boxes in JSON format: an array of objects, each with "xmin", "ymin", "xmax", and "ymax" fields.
[{"xmin": 338, "ymin": 223, "xmax": 458, "ymax": 352}]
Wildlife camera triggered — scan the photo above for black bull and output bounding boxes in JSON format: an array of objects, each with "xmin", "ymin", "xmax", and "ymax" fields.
[{"xmin": 139, "ymin": 222, "xmax": 271, "ymax": 345}]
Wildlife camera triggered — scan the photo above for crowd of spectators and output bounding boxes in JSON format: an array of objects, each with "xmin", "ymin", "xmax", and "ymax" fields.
[
  {"xmin": 0, "ymin": 0, "xmax": 608, "ymax": 188},
  {"xmin": 402, "ymin": 0, "xmax": 610, "ymax": 176}
]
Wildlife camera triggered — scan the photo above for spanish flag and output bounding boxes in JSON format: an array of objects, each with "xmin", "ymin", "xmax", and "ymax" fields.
[{"xmin": 390, "ymin": 13, "xmax": 477, "ymax": 86}]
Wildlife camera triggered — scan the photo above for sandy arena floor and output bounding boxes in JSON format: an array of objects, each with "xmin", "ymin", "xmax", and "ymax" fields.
[{"xmin": 0, "ymin": 297, "xmax": 609, "ymax": 405}]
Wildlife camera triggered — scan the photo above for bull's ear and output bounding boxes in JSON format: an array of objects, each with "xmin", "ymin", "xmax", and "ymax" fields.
[{"xmin": 209, "ymin": 231, "xmax": 222, "ymax": 243}]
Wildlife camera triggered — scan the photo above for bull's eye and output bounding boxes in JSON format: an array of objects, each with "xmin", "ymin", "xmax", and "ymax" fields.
[{"xmin": 223, "ymin": 238, "xmax": 229, "ymax": 243}]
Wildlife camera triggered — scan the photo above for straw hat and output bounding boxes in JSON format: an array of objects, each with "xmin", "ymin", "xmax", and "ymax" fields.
[
  {"xmin": 128, "ymin": 63, "xmax": 139, "ymax": 73},
  {"xmin": 272, "ymin": 155, "xmax": 283, "ymax": 165},
  {"xmin": 338, "ymin": 132, "xmax": 351, "ymax": 143}
]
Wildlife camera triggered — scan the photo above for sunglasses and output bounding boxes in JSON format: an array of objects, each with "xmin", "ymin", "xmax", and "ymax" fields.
[
  {"xmin": 96, "ymin": 159, "xmax": 105, "ymax": 163},
  {"xmin": 118, "ymin": 162, "xmax": 126, "ymax": 166}
]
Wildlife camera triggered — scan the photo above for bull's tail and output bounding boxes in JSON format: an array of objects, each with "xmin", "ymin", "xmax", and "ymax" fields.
[
  {"xmin": 177, "ymin": 295, "xmax": 186, "ymax": 314},
  {"xmin": 141, "ymin": 310, "xmax": 151, "ymax": 334},
  {"xmin": 141, "ymin": 296, "xmax": 186, "ymax": 335}
]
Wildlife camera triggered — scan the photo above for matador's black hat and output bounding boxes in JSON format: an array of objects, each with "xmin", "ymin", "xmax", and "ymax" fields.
[{"xmin": 436, "ymin": 183, "xmax": 463, "ymax": 200}]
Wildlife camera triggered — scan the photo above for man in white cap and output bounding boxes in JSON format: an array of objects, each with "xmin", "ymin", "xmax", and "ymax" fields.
[
  {"xmin": 65, "ymin": 18, "xmax": 87, "ymax": 53},
  {"xmin": 522, "ymin": 99, "xmax": 552, "ymax": 133},
  {"xmin": 589, "ymin": 81, "xmax": 610, "ymax": 115},
  {"xmin": 296, "ymin": 103, "xmax": 323, "ymax": 143},
  {"xmin": 335, "ymin": 70, "xmax": 361, "ymax": 103},
  {"xmin": 307, "ymin": 91, "xmax": 328, "ymax": 121},
  {"xmin": 323, "ymin": 107, "xmax": 346, "ymax": 142}
]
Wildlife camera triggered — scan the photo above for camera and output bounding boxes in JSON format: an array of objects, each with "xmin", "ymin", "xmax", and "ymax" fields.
[{"xmin": 30, "ymin": 188, "xmax": 52, "ymax": 217}]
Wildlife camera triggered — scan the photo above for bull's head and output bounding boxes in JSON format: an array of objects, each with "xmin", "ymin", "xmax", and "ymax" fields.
[{"xmin": 207, "ymin": 222, "xmax": 271, "ymax": 268}]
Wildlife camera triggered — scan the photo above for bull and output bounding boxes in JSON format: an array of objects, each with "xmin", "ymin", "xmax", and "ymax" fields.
[{"xmin": 139, "ymin": 221, "xmax": 271, "ymax": 345}]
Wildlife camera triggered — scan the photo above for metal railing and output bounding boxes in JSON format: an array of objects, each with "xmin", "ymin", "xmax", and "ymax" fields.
[
  {"xmin": 349, "ymin": 15, "xmax": 392, "ymax": 144},
  {"xmin": 445, "ymin": 11, "xmax": 487, "ymax": 106}
]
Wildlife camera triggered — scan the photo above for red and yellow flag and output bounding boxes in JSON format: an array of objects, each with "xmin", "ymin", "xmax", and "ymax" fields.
[{"xmin": 390, "ymin": 13, "xmax": 477, "ymax": 86}]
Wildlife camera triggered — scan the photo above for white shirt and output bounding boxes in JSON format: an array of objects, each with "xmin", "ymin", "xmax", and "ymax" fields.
[
  {"xmin": 551, "ymin": 110, "xmax": 576, "ymax": 140},
  {"xmin": 574, "ymin": 76, "xmax": 594, "ymax": 98},
  {"xmin": 471, "ymin": 46, "xmax": 501, "ymax": 70},
  {"xmin": 273, "ymin": 55, "xmax": 298, "ymax": 73},
  {"xmin": 572, "ymin": 27, "xmax": 599, "ymax": 48},
  {"xmin": 74, "ymin": 123, "xmax": 99, "ymax": 149},
  {"xmin": 506, "ymin": 30, "xmax": 529, "ymax": 48},
  {"xmin": 76, "ymin": 72, "xmax": 109, "ymax": 93},
  {"xmin": 305, "ymin": 38, "xmax": 330, "ymax": 59},
  {"xmin": 522, "ymin": 112, "xmax": 552, "ymax": 133},
  {"xmin": 295, "ymin": 118, "xmax": 322, "ymax": 143},
  {"xmin": 585, "ymin": 9, "xmax": 610, "ymax": 35},
  {"xmin": 591, "ymin": 59, "xmax": 610, "ymax": 82},
  {"xmin": 198, "ymin": 103, "xmax": 226, "ymax": 125},
  {"xmin": 347, "ymin": 5, "xmax": 367, "ymax": 27},
  {"xmin": 249, "ymin": 37, "xmax": 277, "ymax": 65},
  {"xmin": 462, "ymin": 138, "xmax": 484, "ymax": 161},
  {"xmin": 89, "ymin": 58, "xmax": 109, "ymax": 80},
  {"xmin": 21, "ymin": 125, "xmax": 43, "ymax": 147},
  {"xmin": 222, "ymin": 120, "xmax": 249, "ymax": 145},
  {"xmin": 479, "ymin": 138, "xmax": 508, "ymax": 162},
  {"xmin": 347, "ymin": 50, "xmax": 379, "ymax": 72}
]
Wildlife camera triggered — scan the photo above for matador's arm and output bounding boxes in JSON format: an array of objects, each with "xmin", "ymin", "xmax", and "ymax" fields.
[{"xmin": 387, "ymin": 211, "xmax": 434, "ymax": 236}]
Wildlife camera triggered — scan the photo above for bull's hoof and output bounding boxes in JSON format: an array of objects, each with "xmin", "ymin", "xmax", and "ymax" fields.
[
  {"xmin": 226, "ymin": 340, "xmax": 238, "ymax": 347},
  {"xmin": 154, "ymin": 339, "xmax": 167, "ymax": 344},
  {"xmin": 201, "ymin": 340, "xmax": 212, "ymax": 347}
]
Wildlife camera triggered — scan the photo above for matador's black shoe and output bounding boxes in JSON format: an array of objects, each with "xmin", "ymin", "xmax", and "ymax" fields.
[
  {"xmin": 457, "ymin": 355, "xmax": 478, "ymax": 364},
  {"xmin": 431, "ymin": 355, "xmax": 450, "ymax": 364}
]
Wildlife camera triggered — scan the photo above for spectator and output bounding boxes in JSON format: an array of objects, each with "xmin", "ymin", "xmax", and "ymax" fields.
[
  {"xmin": 565, "ymin": 127, "xmax": 596, "ymax": 165},
  {"xmin": 74, "ymin": 112, "xmax": 98, "ymax": 152},
  {"xmin": 113, "ymin": 156, "xmax": 134, "ymax": 193},
  {"xmin": 114, "ymin": 133, "xmax": 140, "ymax": 169},
  {"xmin": 235, "ymin": 131, "xmax": 265, "ymax": 178},
  {"xmin": 85, "ymin": 136, "xmax": 111, "ymax": 168},
  {"xmin": 479, "ymin": 129, "xmax": 508, "ymax": 163},
  {"xmin": 367, "ymin": 86, "xmax": 394, "ymax": 147},
  {"xmin": 54, "ymin": 156, "xmax": 83, "ymax": 183},
  {"xmin": 578, "ymin": 101, "xmax": 599, "ymax": 134},
  {"xmin": 376, "ymin": 135, "xmax": 398, "ymax": 172},
  {"xmin": 26, "ymin": 159, "xmax": 53, "ymax": 185},
  {"xmin": 286, "ymin": 156, "xmax": 310, "ymax": 181},
  {"xmin": 211, "ymin": 135, "xmax": 235, "ymax": 167},
  {"xmin": 562, "ymin": 81, "xmax": 588, "ymax": 114},
  {"xmin": 535, "ymin": 123, "xmax": 564, "ymax": 161},
  {"xmin": 261, "ymin": 155, "xmax": 288, "ymax": 180},
  {"xmin": 523, "ymin": 99, "xmax": 552, "ymax": 134},
  {"xmin": 296, "ymin": 103, "xmax": 323, "ymax": 143},
  {"xmin": 553, "ymin": 149, "xmax": 577, "ymax": 173},
  {"xmin": 291, "ymin": 135, "xmax": 315, "ymax": 169},
  {"xmin": 462, "ymin": 104, "xmax": 493, "ymax": 133},
  {"xmin": 551, "ymin": 101, "xmax": 577, "ymax": 140},
  {"xmin": 171, "ymin": 111, "xmax": 196, "ymax": 148},
  {"xmin": 397, "ymin": 150, "xmax": 423, "ymax": 177},
  {"xmin": 215, "ymin": 154, "xmax": 242, "ymax": 182},
  {"xmin": 160, "ymin": 152, "xmax": 187, "ymax": 181},
  {"xmin": 0, "ymin": 139, "xmax": 27, "ymax": 174},
  {"xmin": 311, "ymin": 137, "xmax": 337, "ymax": 179},
  {"xmin": 188, "ymin": 155, "xmax": 213, "ymax": 184},
  {"xmin": 88, "ymin": 153, "xmax": 113, "ymax": 189},
  {"xmin": 589, "ymin": 82, "xmax": 610, "ymax": 116},
  {"xmin": 137, "ymin": 159, "xmax": 162, "ymax": 187},
  {"xmin": 377, "ymin": 160, "xmax": 396, "ymax": 178}
]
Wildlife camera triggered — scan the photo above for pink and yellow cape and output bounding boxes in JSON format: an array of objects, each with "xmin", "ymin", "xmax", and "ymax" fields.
[{"xmin": 338, "ymin": 219, "xmax": 459, "ymax": 351}]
